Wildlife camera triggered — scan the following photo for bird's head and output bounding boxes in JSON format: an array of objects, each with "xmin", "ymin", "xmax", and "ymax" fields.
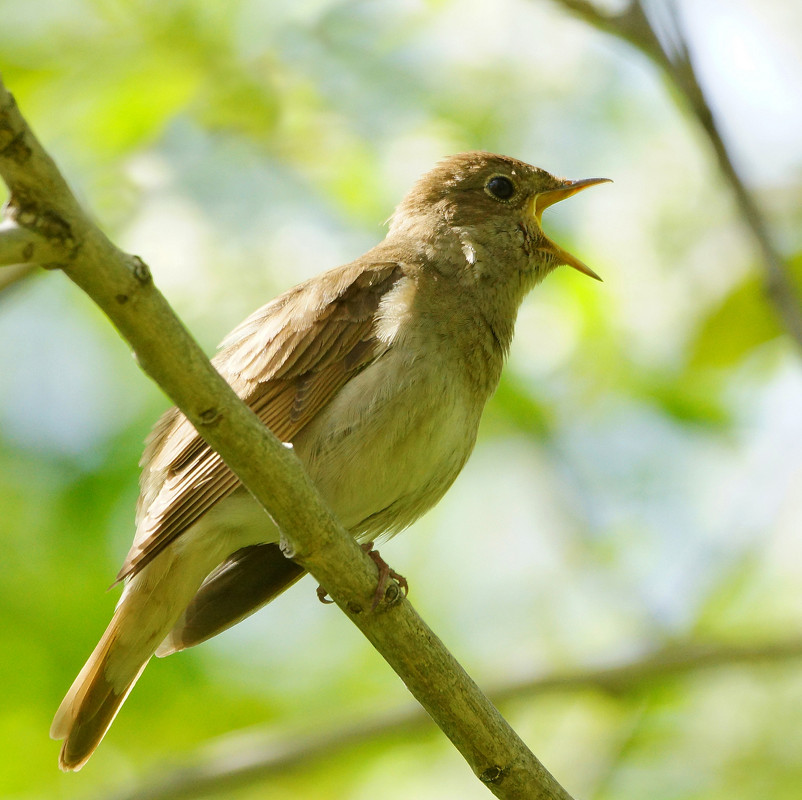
[{"xmin": 389, "ymin": 151, "xmax": 609, "ymax": 284}]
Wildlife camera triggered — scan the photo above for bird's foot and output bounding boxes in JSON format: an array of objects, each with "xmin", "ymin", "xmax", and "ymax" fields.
[
  {"xmin": 316, "ymin": 583, "xmax": 334, "ymax": 604},
  {"xmin": 363, "ymin": 541, "xmax": 408, "ymax": 610},
  {"xmin": 315, "ymin": 541, "xmax": 408, "ymax": 610}
]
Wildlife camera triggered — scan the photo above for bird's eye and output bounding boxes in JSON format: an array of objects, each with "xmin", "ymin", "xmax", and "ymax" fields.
[{"xmin": 485, "ymin": 175, "xmax": 516, "ymax": 201}]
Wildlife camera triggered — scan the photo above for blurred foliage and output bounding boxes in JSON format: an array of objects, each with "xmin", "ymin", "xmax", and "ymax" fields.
[
  {"xmin": 689, "ymin": 255, "xmax": 802, "ymax": 370},
  {"xmin": 1, "ymin": 0, "xmax": 802, "ymax": 798}
]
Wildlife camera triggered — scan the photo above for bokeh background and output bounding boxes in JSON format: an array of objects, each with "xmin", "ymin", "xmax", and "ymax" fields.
[{"xmin": 1, "ymin": 1, "xmax": 801, "ymax": 798}]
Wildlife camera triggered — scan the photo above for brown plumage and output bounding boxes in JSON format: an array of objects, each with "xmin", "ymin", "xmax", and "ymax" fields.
[{"xmin": 51, "ymin": 152, "xmax": 608, "ymax": 770}]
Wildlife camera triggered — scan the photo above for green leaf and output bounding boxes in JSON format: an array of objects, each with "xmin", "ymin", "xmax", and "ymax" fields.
[{"xmin": 689, "ymin": 251, "xmax": 802, "ymax": 370}]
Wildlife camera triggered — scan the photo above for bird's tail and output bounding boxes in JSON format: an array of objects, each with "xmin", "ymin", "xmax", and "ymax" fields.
[
  {"xmin": 50, "ymin": 552, "xmax": 203, "ymax": 771},
  {"xmin": 50, "ymin": 610, "xmax": 149, "ymax": 770}
]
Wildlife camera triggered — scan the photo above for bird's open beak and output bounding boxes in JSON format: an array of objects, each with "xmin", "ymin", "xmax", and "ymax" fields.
[{"xmin": 531, "ymin": 177, "xmax": 611, "ymax": 281}]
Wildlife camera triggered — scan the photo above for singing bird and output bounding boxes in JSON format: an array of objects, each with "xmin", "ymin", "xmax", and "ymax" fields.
[{"xmin": 51, "ymin": 151, "xmax": 608, "ymax": 770}]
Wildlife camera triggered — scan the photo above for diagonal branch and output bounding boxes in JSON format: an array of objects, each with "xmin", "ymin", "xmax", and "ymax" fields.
[
  {"xmin": 108, "ymin": 636, "xmax": 802, "ymax": 800},
  {"xmin": 0, "ymin": 76, "xmax": 573, "ymax": 799},
  {"xmin": 550, "ymin": 0, "xmax": 802, "ymax": 349}
]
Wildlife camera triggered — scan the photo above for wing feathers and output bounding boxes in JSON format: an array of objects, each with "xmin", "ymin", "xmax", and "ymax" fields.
[
  {"xmin": 156, "ymin": 544, "xmax": 306, "ymax": 656},
  {"xmin": 120, "ymin": 261, "xmax": 405, "ymax": 581}
]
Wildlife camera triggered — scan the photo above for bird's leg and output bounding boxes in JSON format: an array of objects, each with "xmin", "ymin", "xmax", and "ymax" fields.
[{"xmin": 315, "ymin": 541, "xmax": 408, "ymax": 610}]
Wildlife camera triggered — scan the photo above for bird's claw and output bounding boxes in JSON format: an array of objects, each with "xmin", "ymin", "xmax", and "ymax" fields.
[
  {"xmin": 363, "ymin": 541, "xmax": 408, "ymax": 610},
  {"xmin": 314, "ymin": 541, "xmax": 408, "ymax": 610}
]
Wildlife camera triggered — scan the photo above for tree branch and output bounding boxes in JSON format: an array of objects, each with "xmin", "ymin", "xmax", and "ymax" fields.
[
  {"xmin": 0, "ymin": 220, "xmax": 59, "ymax": 267},
  {"xmin": 549, "ymin": 0, "xmax": 802, "ymax": 350},
  {"xmin": 0, "ymin": 261, "xmax": 37, "ymax": 295},
  {"xmin": 108, "ymin": 636, "xmax": 802, "ymax": 800},
  {"xmin": 0, "ymin": 77, "xmax": 573, "ymax": 799}
]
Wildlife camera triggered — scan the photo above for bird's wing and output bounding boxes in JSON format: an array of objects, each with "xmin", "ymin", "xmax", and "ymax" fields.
[
  {"xmin": 118, "ymin": 261, "xmax": 406, "ymax": 581},
  {"xmin": 155, "ymin": 543, "xmax": 307, "ymax": 656}
]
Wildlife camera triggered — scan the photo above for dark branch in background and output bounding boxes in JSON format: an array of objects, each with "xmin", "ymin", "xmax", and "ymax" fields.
[
  {"xmin": 0, "ymin": 77, "xmax": 574, "ymax": 800},
  {"xmin": 550, "ymin": 0, "xmax": 802, "ymax": 350},
  {"xmin": 109, "ymin": 636, "xmax": 802, "ymax": 800}
]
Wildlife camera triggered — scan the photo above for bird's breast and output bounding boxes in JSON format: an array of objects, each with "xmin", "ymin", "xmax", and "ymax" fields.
[{"xmin": 292, "ymin": 343, "xmax": 484, "ymax": 539}]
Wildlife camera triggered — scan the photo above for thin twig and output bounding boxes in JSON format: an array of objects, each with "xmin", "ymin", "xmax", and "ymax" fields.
[
  {"xmin": 0, "ymin": 261, "xmax": 37, "ymax": 295},
  {"xmin": 108, "ymin": 636, "xmax": 802, "ymax": 800},
  {"xmin": 550, "ymin": 0, "xmax": 802, "ymax": 349},
  {"xmin": 0, "ymin": 220, "xmax": 57, "ymax": 267},
  {"xmin": 0, "ymin": 76, "xmax": 572, "ymax": 800}
]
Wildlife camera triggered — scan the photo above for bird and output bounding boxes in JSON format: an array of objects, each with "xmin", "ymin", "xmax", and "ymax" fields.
[{"xmin": 51, "ymin": 151, "xmax": 609, "ymax": 770}]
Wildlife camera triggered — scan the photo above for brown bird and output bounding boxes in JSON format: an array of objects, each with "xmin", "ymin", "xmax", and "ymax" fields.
[{"xmin": 51, "ymin": 151, "xmax": 609, "ymax": 770}]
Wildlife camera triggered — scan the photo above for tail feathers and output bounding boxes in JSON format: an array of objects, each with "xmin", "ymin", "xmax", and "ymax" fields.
[
  {"xmin": 50, "ymin": 616, "xmax": 150, "ymax": 771},
  {"xmin": 51, "ymin": 546, "xmax": 204, "ymax": 771},
  {"xmin": 52, "ymin": 525, "xmax": 263, "ymax": 769}
]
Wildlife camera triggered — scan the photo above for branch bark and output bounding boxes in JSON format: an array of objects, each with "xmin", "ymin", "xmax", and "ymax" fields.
[
  {"xmin": 550, "ymin": 0, "xmax": 802, "ymax": 350},
  {"xmin": 109, "ymin": 636, "xmax": 802, "ymax": 800},
  {"xmin": 0, "ymin": 77, "xmax": 573, "ymax": 799}
]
